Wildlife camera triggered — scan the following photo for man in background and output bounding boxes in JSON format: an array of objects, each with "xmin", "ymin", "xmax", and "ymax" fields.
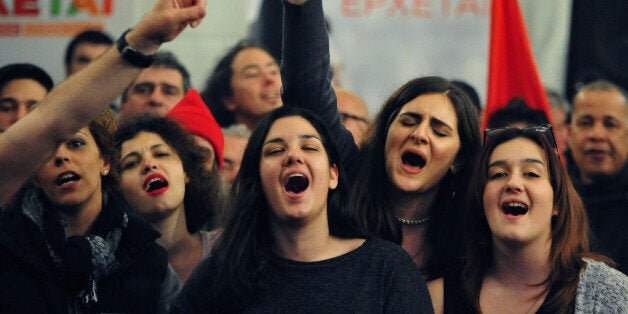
[
  {"xmin": 64, "ymin": 29, "xmax": 113, "ymax": 76},
  {"xmin": 219, "ymin": 124, "xmax": 250, "ymax": 188},
  {"xmin": 567, "ymin": 80, "xmax": 627, "ymax": 275},
  {"xmin": 0, "ymin": 63, "xmax": 53, "ymax": 133},
  {"xmin": 335, "ymin": 88, "xmax": 369, "ymax": 147},
  {"xmin": 119, "ymin": 51, "xmax": 190, "ymax": 120}
]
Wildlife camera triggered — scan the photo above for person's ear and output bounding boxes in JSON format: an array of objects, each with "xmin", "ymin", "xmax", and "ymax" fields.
[
  {"xmin": 328, "ymin": 164, "xmax": 339, "ymax": 190},
  {"xmin": 224, "ymin": 97, "xmax": 237, "ymax": 112}
]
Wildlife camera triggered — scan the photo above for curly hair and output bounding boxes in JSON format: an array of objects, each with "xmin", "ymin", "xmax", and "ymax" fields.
[
  {"xmin": 89, "ymin": 107, "xmax": 119, "ymax": 194},
  {"xmin": 114, "ymin": 115, "xmax": 222, "ymax": 232}
]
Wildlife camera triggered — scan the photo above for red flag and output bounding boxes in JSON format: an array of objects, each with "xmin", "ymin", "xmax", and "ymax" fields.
[{"xmin": 484, "ymin": 0, "xmax": 554, "ymax": 130}]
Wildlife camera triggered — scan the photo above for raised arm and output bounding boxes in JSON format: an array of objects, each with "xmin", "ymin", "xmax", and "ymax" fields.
[
  {"xmin": 281, "ymin": 0, "xmax": 358, "ymax": 173},
  {"xmin": 0, "ymin": 0, "xmax": 207, "ymax": 205}
]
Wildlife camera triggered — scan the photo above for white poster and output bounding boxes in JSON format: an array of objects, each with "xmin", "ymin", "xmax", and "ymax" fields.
[
  {"xmin": 323, "ymin": 0, "xmax": 490, "ymax": 112},
  {"xmin": 0, "ymin": 0, "xmax": 133, "ymax": 84}
]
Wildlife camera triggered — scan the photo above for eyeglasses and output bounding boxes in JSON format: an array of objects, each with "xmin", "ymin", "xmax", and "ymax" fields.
[
  {"xmin": 339, "ymin": 112, "xmax": 369, "ymax": 124},
  {"xmin": 484, "ymin": 124, "xmax": 557, "ymax": 148}
]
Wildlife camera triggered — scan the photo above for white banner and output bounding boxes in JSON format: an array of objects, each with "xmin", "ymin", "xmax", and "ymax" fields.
[
  {"xmin": 323, "ymin": 0, "xmax": 490, "ymax": 113},
  {"xmin": 0, "ymin": 0, "xmax": 133, "ymax": 84}
]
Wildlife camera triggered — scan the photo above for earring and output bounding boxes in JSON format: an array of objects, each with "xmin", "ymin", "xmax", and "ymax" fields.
[{"xmin": 102, "ymin": 169, "xmax": 109, "ymax": 176}]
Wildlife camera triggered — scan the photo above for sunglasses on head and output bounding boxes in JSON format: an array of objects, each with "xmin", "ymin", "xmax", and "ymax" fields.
[{"xmin": 483, "ymin": 124, "xmax": 557, "ymax": 148}]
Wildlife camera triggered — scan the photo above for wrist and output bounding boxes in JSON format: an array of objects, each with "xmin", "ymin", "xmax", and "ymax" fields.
[{"xmin": 116, "ymin": 29, "xmax": 156, "ymax": 68}]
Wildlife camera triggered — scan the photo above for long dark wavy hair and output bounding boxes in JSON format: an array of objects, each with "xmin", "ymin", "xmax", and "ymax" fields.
[
  {"xmin": 462, "ymin": 128, "xmax": 611, "ymax": 312},
  {"xmin": 201, "ymin": 39, "xmax": 267, "ymax": 127},
  {"xmin": 352, "ymin": 76, "xmax": 481, "ymax": 279},
  {"xmin": 178, "ymin": 106, "xmax": 363, "ymax": 312},
  {"xmin": 114, "ymin": 115, "xmax": 221, "ymax": 232}
]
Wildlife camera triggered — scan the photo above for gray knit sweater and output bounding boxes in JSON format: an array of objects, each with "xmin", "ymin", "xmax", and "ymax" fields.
[{"xmin": 575, "ymin": 259, "xmax": 628, "ymax": 313}]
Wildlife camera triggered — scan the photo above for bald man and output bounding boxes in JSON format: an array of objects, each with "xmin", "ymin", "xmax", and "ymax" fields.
[{"xmin": 335, "ymin": 88, "xmax": 369, "ymax": 147}]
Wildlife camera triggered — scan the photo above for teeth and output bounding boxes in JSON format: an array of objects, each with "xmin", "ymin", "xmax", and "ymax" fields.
[
  {"xmin": 285, "ymin": 173, "xmax": 309, "ymax": 194},
  {"xmin": 56, "ymin": 173, "xmax": 79, "ymax": 185},
  {"xmin": 146, "ymin": 177, "xmax": 167, "ymax": 192},
  {"xmin": 502, "ymin": 202, "xmax": 528, "ymax": 216}
]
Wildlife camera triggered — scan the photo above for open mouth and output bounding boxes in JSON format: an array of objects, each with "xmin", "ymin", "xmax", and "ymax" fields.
[
  {"xmin": 144, "ymin": 174, "xmax": 169, "ymax": 193},
  {"xmin": 585, "ymin": 149, "xmax": 608, "ymax": 157},
  {"xmin": 502, "ymin": 202, "xmax": 528, "ymax": 216},
  {"xmin": 401, "ymin": 151, "xmax": 426, "ymax": 168},
  {"xmin": 262, "ymin": 92, "xmax": 278, "ymax": 99},
  {"xmin": 284, "ymin": 173, "xmax": 309, "ymax": 194},
  {"xmin": 55, "ymin": 172, "xmax": 80, "ymax": 186}
]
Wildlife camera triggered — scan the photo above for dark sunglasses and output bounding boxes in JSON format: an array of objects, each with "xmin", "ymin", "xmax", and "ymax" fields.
[{"xmin": 484, "ymin": 124, "xmax": 557, "ymax": 148}]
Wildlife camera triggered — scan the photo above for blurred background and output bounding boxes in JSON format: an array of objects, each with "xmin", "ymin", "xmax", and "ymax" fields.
[{"xmin": 0, "ymin": 0, "xmax": 625, "ymax": 113}]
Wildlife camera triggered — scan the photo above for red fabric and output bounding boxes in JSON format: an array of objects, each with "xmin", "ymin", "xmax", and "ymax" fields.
[
  {"xmin": 166, "ymin": 89, "xmax": 224, "ymax": 169},
  {"xmin": 484, "ymin": 0, "xmax": 554, "ymax": 130}
]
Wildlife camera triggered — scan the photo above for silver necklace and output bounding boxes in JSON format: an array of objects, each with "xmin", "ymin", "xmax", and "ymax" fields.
[{"xmin": 395, "ymin": 216, "xmax": 431, "ymax": 225}]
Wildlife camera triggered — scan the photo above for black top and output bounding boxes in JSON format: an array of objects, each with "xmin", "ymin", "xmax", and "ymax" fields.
[
  {"xmin": 0, "ymin": 192, "xmax": 170, "ymax": 313},
  {"xmin": 567, "ymin": 151, "xmax": 628, "ymax": 275},
  {"xmin": 173, "ymin": 237, "xmax": 434, "ymax": 313}
]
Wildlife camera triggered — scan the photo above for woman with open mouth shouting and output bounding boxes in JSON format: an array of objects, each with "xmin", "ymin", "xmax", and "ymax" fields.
[
  {"xmin": 428, "ymin": 127, "xmax": 628, "ymax": 313},
  {"xmin": 171, "ymin": 106, "xmax": 434, "ymax": 313},
  {"xmin": 0, "ymin": 0, "xmax": 207, "ymax": 312},
  {"xmin": 0, "ymin": 109, "xmax": 182, "ymax": 313},
  {"xmin": 115, "ymin": 115, "xmax": 222, "ymax": 284},
  {"xmin": 279, "ymin": 0, "xmax": 481, "ymax": 280}
]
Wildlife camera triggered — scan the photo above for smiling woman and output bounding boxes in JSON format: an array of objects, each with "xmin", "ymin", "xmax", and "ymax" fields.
[
  {"xmin": 427, "ymin": 127, "xmax": 628, "ymax": 313},
  {"xmin": 171, "ymin": 106, "xmax": 434, "ymax": 313}
]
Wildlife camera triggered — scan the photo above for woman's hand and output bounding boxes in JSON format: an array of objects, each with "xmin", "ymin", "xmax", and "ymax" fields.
[{"xmin": 127, "ymin": 0, "xmax": 207, "ymax": 55}]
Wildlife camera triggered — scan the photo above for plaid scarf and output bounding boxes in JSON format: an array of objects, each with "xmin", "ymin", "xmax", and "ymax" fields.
[{"xmin": 21, "ymin": 189, "xmax": 128, "ymax": 307}]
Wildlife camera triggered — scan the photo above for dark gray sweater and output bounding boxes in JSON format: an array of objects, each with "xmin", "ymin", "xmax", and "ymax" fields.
[{"xmin": 242, "ymin": 237, "xmax": 433, "ymax": 313}]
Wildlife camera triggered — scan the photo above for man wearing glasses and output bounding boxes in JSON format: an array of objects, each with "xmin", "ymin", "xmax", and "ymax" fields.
[{"xmin": 336, "ymin": 88, "xmax": 369, "ymax": 147}]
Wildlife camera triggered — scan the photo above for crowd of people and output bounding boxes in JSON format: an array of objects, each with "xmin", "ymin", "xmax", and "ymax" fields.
[{"xmin": 0, "ymin": 0, "xmax": 626, "ymax": 313}]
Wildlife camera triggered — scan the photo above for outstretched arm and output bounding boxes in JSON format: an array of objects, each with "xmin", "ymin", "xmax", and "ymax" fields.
[
  {"xmin": 0, "ymin": 0, "xmax": 207, "ymax": 205},
  {"xmin": 281, "ymin": 0, "xmax": 358, "ymax": 174}
]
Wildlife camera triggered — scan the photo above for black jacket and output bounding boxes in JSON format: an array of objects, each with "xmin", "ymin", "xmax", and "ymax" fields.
[
  {"xmin": 0, "ymin": 192, "xmax": 170, "ymax": 313},
  {"xmin": 567, "ymin": 151, "xmax": 628, "ymax": 275}
]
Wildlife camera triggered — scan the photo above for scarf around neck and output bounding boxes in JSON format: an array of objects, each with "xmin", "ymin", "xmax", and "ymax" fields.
[{"xmin": 21, "ymin": 189, "xmax": 128, "ymax": 306}]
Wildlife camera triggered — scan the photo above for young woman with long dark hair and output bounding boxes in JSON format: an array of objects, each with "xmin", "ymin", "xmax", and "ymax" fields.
[
  {"xmin": 428, "ymin": 127, "xmax": 628, "ymax": 313},
  {"xmin": 172, "ymin": 106, "xmax": 433, "ymax": 313}
]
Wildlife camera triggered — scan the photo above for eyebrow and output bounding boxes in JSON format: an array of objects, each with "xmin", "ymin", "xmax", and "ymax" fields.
[
  {"xmin": 121, "ymin": 143, "xmax": 167, "ymax": 161},
  {"xmin": 133, "ymin": 82, "xmax": 180, "ymax": 90},
  {"xmin": 400, "ymin": 112, "xmax": 454, "ymax": 131},
  {"xmin": 263, "ymin": 133, "xmax": 322, "ymax": 146},
  {"xmin": 240, "ymin": 61, "xmax": 279, "ymax": 73},
  {"xmin": 487, "ymin": 158, "xmax": 545, "ymax": 169},
  {"xmin": 75, "ymin": 131, "xmax": 89, "ymax": 138}
]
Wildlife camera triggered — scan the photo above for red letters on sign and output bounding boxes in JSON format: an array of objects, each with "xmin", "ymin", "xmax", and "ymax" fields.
[
  {"xmin": 0, "ymin": 0, "xmax": 40, "ymax": 16},
  {"xmin": 341, "ymin": 0, "xmax": 486, "ymax": 18}
]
